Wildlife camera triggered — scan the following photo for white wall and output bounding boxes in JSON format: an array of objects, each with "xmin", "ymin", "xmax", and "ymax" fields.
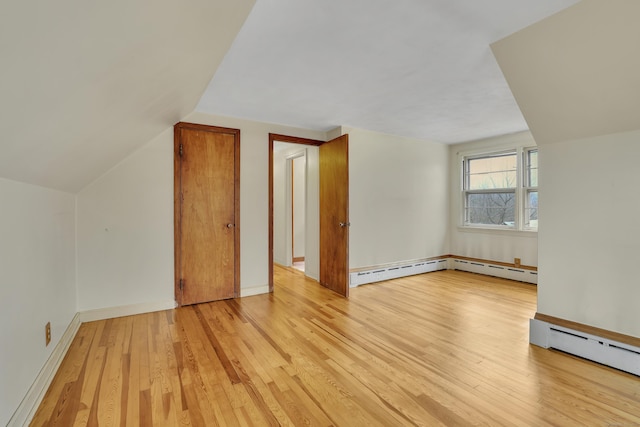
[
  {"xmin": 76, "ymin": 129, "xmax": 175, "ymax": 311},
  {"xmin": 293, "ymin": 155, "xmax": 306, "ymax": 259},
  {"xmin": 305, "ymin": 145, "xmax": 320, "ymax": 280},
  {"xmin": 0, "ymin": 178, "xmax": 76, "ymax": 426},
  {"xmin": 449, "ymin": 131, "xmax": 538, "ymax": 266},
  {"xmin": 538, "ymin": 129, "xmax": 640, "ymax": 338},
  {"xmin": 273, "ymin": 146, "xmax": 289, "ymax": 266},
  {"xmin": 346, "ymin": 127, "xmax": 449, "ymax": 268}
]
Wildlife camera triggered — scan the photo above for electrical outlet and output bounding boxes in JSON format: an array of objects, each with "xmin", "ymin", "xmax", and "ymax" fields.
[
  {"xmin": 45, "ymin": 322, "xmax": 51, "ymax": 346},
  {"xmin": 514, "ymin": 258, "xmax": 521, "ymax": 268}
]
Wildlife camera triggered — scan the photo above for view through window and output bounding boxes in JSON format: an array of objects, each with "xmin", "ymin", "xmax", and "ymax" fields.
[{"xmin": 462, "ymin": 148, "xmax": 537, "ymax": 230}]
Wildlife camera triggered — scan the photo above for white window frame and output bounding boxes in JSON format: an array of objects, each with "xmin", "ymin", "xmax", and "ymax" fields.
[
  {"xmin": 460, "ymin": 146, "xmax": 538, "ymax": 232},
  {"xmin": 522, "ymin": 147, "xmax": 538, "ymax": 230}
]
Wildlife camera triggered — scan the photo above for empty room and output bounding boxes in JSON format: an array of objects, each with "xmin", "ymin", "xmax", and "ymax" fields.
[{"xmin": 2, "ymin": 0, "xmax": 640, "ymax": 426}]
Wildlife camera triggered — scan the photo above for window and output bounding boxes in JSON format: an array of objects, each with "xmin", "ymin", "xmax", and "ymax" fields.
[
  {"xmin": 462, "ymin": 147, "xmax": 538, "ymax": 231},
  {"xmin": 523, "ymin": 148, "xmax": 538, "ymax": 229}
]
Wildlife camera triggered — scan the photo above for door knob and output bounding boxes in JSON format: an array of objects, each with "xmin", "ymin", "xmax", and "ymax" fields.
[
  {"xmin": 339, "ymin": 222, "xmax": 350, "ymax": 227},
  {"xmin": 227, "ymin": 223, "xmax": 235, "ymax": 228}
]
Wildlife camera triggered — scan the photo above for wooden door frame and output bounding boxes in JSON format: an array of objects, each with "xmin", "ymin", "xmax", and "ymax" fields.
[
  {"xmin": 174, "ymin": 122, "xmax": 241, "ymax": 306},
  {"xmin": 269, "ymin": 133, "xmax": 323, "ymax": 292}
]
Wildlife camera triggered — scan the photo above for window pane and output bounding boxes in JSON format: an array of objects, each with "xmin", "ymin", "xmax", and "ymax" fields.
[
  {"xmin": 527, "ymin": 150, "xmax": 538, "ymax": 187},
  {"xmin": 525, "ymin": 190, "xmax": 538, "ymax": 228},
  {"xmin": 466, "ymin": 192, "xmax": 516, "ymax": 226},
  {"xmin": 466, "ymin": 153, "xmax": 517, "ymax": 190}
]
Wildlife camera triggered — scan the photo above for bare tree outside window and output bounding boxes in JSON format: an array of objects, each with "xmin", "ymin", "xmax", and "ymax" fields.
[
  {"xmin": 524, "ymin": 149, "xmax": 538, "ymax": 228},
  {"xmin": 462, "ymin": 148, "xmax": 538, "ymax": 230},
  {"xmin": 464, "ymin": 152, "xmax": 517, "ymax": 227},
  {"xmin": 467, "ymin": 192, "xmax": 516, "ymax": 226}
]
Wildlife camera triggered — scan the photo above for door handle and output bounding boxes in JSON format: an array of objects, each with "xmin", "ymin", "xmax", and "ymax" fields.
[
  {"xmin": 339, "ymin": 222, "xmax": 350, "ymax": 227},
  {"xmin": 226, "ymin": 223, "xmax": 235, "ymax": 228}
]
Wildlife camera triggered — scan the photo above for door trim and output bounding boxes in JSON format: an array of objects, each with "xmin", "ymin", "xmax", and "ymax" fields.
[
  {"xmin": 268, "ymin": 133, "xmax": 323, "ymax": 292},
  {"xmin": 174, "ymin": 122, "xmax": 241, "ymax": 306}
]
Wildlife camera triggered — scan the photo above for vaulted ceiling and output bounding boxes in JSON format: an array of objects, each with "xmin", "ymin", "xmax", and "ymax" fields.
[
  {"xmin": 0, "ymin": 0, "xmax": 254, "ymax": 192},
  {"xmin": 1, "ymin": 0, "xmax": 584, "ymax": 193},
  {"xmin": 196, "ymin": 0, "xmax": 579, "ymax": 143}
]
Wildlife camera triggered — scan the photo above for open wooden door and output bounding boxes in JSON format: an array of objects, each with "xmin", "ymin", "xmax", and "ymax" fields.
[
  {"xmin": 319, "ymin": 134, "xmax": 349, "ymax": 297},
  {"xmin": 174, "ymin": 122, "xmax": 240, "ymax": 306}
]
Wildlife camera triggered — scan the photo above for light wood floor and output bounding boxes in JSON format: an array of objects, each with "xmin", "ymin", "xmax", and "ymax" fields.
[{"xmin": 32, "ymin": 267, "xmax": 640, "ymax": 426}]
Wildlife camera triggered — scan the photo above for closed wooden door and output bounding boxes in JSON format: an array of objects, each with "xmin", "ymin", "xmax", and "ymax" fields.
[
  {"xmin": 319, "ymin": 134, "xmax": 349, "ymax": 297},
  {"xmin": 174, "ymin": 122, "xmax": 240, "ymax": 306}
]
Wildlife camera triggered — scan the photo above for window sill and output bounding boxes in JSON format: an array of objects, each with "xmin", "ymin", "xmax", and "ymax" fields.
[{"xmin": 457, "ymin": 225, "xmax": 538, "ymax": 237}]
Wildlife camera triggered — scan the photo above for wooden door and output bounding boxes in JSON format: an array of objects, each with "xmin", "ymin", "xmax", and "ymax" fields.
[
  {"xmin": 174, "ymin": 122, "xmax": 240, "ymax": 306},
  {"xmin": 319, "ymin": 134, "xmax": 349, "ymax": 297}
]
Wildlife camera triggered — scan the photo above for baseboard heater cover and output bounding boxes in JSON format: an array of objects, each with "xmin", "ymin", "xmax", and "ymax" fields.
[
  {"xmin": 530, "ymin": 318, "xmax": 640, "ymax": 377},
  {"xmin": 350, "ymin": 259, "xmax": 448, "ymax": 287},
  {"xmin": 452, "ymin": 259, "xmax": 537, "ymax": 284}
]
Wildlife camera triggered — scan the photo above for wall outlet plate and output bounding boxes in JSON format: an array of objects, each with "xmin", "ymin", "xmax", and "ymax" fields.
[{"xmin": 45, "ymin": 322, "xmax": 51, "ymax": 346}]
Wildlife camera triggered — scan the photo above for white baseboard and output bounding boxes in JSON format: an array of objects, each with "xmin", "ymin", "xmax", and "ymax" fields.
[
  {"xmin": 350, "ymin": 256, "xmax": 538, "ymax": 288},
  {"xmin": 241, "ymin": 285, "xmax": 270, "ymax": 298},
  {"xmin": 8, "ymin": 313, "xmax": 82, "ymax": 427},
  {"xmin": 350, "ymin": 258, "xmax": 448, "ymax": 287},
  {"xmin": 531, "ymin": 318, "xmax": 640, "ymax": 376},
  {"xmin": 451, "ymin": 258, "xmax": 537, "ymax": 284},
  {"xmin": 79, "ymin": 300, "xmax": 177, "ymax": 323}
]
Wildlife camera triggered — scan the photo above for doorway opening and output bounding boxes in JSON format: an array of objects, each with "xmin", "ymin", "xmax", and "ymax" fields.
[
  {"xmin": 269, "ymin": 133, "xmax": 350, "ymax": 297},
  {"xmin": 269, "ymin": 134, "xmax": 323, "ymax": 291}
]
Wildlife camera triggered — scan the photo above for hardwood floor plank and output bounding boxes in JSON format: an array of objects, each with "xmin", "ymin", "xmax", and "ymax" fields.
[
  {"xmin": 174, "ymin": 309, "xmax": 232, "ymax": 425},
  {"xmin": 139, "ymin": 389, "xmax": 152, "ymax": 427},
  {"xmin": 32, "ymin": 268, "xmax": 640, "ymax": 426},
  {"xmin": 193, "ymin": 305, "xmax": 242, "ymax": 385},
  {"xmin": 124, "ymin": 315, "xmax": 145, "ymax": 424}
]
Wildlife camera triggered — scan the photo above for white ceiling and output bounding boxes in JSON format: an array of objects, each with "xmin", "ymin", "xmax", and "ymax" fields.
[
  {"xmin": 0, "ymin": 0, "xmax": 254, "ymax": 192},
  {"xmin": 196, "ymin": 0, "xmax": 579, "ymax": 144}
]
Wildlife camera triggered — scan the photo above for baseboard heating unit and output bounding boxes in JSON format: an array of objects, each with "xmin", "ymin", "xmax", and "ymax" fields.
[
  {"xmin": 451, "ymin": 258, "xmax": 537, "ymax": 284},
  {"xmin": 530, "ymin": 318, "xmax": 640, "ymax": 376},
  {"xmin": 350, "ymin": 258, "xmax": 448, "ymax": 287}
]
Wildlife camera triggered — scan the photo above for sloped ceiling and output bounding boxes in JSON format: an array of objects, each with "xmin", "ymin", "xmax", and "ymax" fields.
[
  {"xmin": 196, "ymin": 0, "xmax": 578, "ymax": 144},
  {"xmin": 0, "ymin": 0, "xmax": 254, "ymax": 192},
  {"xmin": 0, "ymin": 0, "xmax": 585, "ymax": 193},
  {"xmin": 492, "ymin": 0, "xmax": 640, "ymax": 145}
]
